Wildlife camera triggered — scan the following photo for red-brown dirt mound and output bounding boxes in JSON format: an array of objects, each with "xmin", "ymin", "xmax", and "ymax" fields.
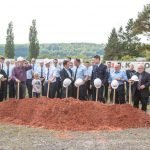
[{"xmin": 0, "ymin": 97, "xmax": 150, "ymax": 131}]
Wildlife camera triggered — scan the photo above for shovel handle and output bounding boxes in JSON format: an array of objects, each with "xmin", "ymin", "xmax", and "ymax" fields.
[
  {"xmin": 17, "ymin": 82, "xmax": 20, "ymax": 100},
  {"xmin": 113, "ymin": 89, "xmax": 116, "ymax": 104},
  {"xmin": 66, "ymin": 87, "xmax": 68, "ymax": 98},
  {"xmin": 96, "ymin": 88, "xmax": 98, "ymax": 102},
  {"xmin": 47, "ymin": 83, "xmax": 50, "ymax": 98},
  {"xmin": 77, "ymin": 86, "xmax": 79, "ymax": 100}
]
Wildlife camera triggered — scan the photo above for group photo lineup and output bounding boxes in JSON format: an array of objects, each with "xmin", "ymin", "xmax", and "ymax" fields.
[{"xmin": 0, "ymin": 0, "xmax": 149, "ymax": 150}]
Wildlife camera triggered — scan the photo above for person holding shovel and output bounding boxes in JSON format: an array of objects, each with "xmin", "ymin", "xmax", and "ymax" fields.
[
  {"xmin": 11, "ymin": 57, "xmax": 32, "ymax": 99},
  {"xmin": 43, "ymin": 59, "xmax": 57, "ymax": 98},
  {"xmin": 109, "ymin": 64, "xmax": 128, "ymax": 104},
  {"xmin": 0, "ymin": 64, "xmax": 8, "ymax": 101},
  {"xmin": 91, "ymin": 55, "xmax": 108, "ymax": 103}
]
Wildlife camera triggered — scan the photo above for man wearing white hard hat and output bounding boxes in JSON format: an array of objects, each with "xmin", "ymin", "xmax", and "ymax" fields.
[
  {"xmin": 11, "ymin": 57, "xmax": 32, "ymax": 99},
  {"xmin": 109, "ymin": 64, "xmax": 128, "ymax": 104},
  {"xmin": 36, "ymin": 60, "xmax": 45, "ymax": 96},
  {"xmin": 43, "ymin": 59, "xmax": 57, "ymax": 98},
  {"xmin": 60, "ymin": 60, "xmax": 73, "ymax": 98},
  {"xmin": 132, "ymin": 64, "xmax": 150, "ymax": 111}
]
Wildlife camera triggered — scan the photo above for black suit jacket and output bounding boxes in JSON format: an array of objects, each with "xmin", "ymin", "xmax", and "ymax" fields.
[
  {"xmin": 126, "ymin": 69, "xmax": 136, "ymax": 80},
  {"xmin": 91, "ymin": 64, "xmax": 108, "ymax": 85},
  {"xmin": 133, "ymin": 71, "xmax": 150, "ymax": 98},
  {"xmin": 60, "ymin": 68, "xmax": 73, "ymax": 83}
]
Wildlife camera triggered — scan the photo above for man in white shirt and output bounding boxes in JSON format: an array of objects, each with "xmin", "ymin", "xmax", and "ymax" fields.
[
  {"xmin": 53, "ymin": 59, "xmax": 62, "ymax": 98},
  {"xmin": 72, "ymin": 58, "xmax": 88, "ymax": 100},
  {"xmin": 36, "ymin": 60, "xmax": 45, "ymax": 96},
  {"xmin": 26, "ymin": 61, "xmax": 33, "ymax": 98},
  {"xmin": 44, "ymin": 59, "xmax": 57, "ymax": 98},
  {"xmin": 3, "ymin": 60, "xmax": 15, "ymax": 98}
]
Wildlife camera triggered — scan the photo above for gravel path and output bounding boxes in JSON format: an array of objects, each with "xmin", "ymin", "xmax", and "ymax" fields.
[{"xmin": 0, "ymin": 124, "xmax": 150, "ymax": 150}]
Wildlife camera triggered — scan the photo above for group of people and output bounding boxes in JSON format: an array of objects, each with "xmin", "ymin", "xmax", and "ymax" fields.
[{"xmin": 0, "ymin": 55, "xmax": 149, "ymax": 111}]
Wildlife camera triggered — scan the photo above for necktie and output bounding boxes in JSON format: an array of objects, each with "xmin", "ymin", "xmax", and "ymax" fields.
[
  {"xmin": 41, "ymin": 67, "xmax": 43, "ymax": 78},
  {"xmin": 2, "ymin": 64, "xmax": 3, "ymax": 69},
  {"xmin": 74, "ymin": 67, "xmax": 78, "ymax": 81},
  {"xmin": 138, "ymin": 74, "xmax": 142, "ymax": 90},
  {"xmin": 7, "ymin": 66, "xmax": 9, "ymax": 76},
  {"xmin": 47, "ymin": 68, "xmax": 49, "ymax": 80},
  {"xmin": 33, "ymin": 64, "xmax": 34, "ymax": 71}
]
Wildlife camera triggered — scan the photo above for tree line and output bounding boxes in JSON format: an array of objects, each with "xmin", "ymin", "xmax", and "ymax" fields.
[
  {"xmin": 104, "ymin": 4, "xmax": 150, "ymax": 61},
  {"xmin": 3, "ymin": 20, "xmax": 39, "ymax": 59}
]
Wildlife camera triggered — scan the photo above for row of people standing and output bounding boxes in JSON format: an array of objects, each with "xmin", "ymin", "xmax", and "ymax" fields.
[{"xmin": 0, "ymin": 55, "xmax": 149, "ymax": 111}]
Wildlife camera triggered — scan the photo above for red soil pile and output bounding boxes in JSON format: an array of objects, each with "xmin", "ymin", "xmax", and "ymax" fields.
[{"xmin": 0, "ymin": 97, "xmax": 150, "ymax": 131}]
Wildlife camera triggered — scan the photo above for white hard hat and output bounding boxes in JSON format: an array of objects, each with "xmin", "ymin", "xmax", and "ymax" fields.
[
  {"xmin": 74, "ymin": 78, "xmax": 84, "ymax": 87},
  {"xmin": 130, "ymin": 75, "xmax": 139, "ymax": 81},
  {"xmin": 44, "ymin": 58, "xmax": 50, "ymax": 65},
  {"xmin": 63, "ymin": 78, "xmax": 72, "ymax": 88},
  {"xmin": 111, "ymin": 80, "xmax": 119, "ymax": 89},
  {"xmin": 17, "ymin": 56, "xmax": 25, "ymax": 62},
  {"xmin": 0, "ymin": 74, "xmax": 4, "ymax": 80},
  {"xmin": 94, "ymin": 78, "xmax": 102, "ymax": 88}
]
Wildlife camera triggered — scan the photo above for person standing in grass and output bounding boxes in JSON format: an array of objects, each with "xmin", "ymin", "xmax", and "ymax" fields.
[{"xmin": 32, "ymin": 72, "xmax": 41, "ymax": 98}]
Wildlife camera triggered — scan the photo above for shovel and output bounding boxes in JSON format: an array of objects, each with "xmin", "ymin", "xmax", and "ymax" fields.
[
  {"xmin": 113, "ymin": 89, "xmax": 116, "ymax": 104},
  {"xmin": 77, "ymin": 86, "xmax": 79, "ymax": 100},
  {"xmin": 47, "ymin": 82, "xmax": 50, "ymax": 98},
  {"xmin": 66, "ymin": 86, "xmax": 68, "ymax": 98},
  {"xmin": 128, "ymin": 81, "xmax": 132, "ymax": 105},
  {"xmin": 96, "ymin": 88, "xmax": 99, "ymax": 102},
  {"xmin": 17, "ymin": 82, "xmax": 20, "ymax": 100}
]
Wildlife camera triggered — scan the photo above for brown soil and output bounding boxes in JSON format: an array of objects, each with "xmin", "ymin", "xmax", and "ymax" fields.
[{"xmin": 0, "ymin": 97, "xmax": 150, "ymax": 131}]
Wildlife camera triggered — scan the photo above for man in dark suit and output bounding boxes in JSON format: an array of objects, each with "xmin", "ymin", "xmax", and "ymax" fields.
[
  {"xmin": 60, "ymin": 60, "xmax": 73, "ymax": 98},
  {"xmin": 126, "ymin": 64, "xmax": 136, "ymax": 79},
  {"xmin": 0, "ymin": 64, "xmax": 8, "ymax": 101},
  {"xmin": 91, "ymin": 55, "xmax": 108, "ymax": 103},
  {"xmin": 126, "ymin": 64, "xmax": 136, "ymax": 102},
  {"xmin": 132, "ymin": 64, "xmax": 150, "ymax": 111}
]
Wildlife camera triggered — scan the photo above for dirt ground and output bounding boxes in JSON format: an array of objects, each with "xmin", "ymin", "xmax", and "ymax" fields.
[
  {"xmin": 0, "ymin": 124, "xmax": 150, "ymax": 150},
  {"xmin": 0, "ymin": 105, "xmax": 150, "ymax": 150}
]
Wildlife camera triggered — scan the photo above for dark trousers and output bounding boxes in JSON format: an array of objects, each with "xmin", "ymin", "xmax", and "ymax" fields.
[
  {"xmin": 44, "ymin": 82, "xmax": 57, "ymax": 98},
  {"xmin": 112, "ymin": 84, "xmax": 125, "ymax": 104},
  {"xmin": 56, "ymin": 77, "xmax": 61, "ymax": 98},
  {"xmin": 104, "ymin": 83, "xmax": 109, "ymax": 102},
  {"xmin": 26, "ymin": 79, "xmax": 32, "ymax": 98},
  {"xmin": 62, "ymin": 84, "xmax": 73, "ymax": 98},
  {"xmin": 126, "ymin": 83, "xmax": 134, "ymax": 102},
  {"xmin": 92, "ymin": 86, "xmax": 105, "ymax": 103},
  {"xmin": 15, "ymin": 82, "xmax": 26, "ymax": 99},
  {"xmin": 133, "ymin": 90, "xmax": 148, "ymax": 111},
  {"xmin": 85, "ymin": 80, "xmax": 92, "ymax": 100},
  {"xmin": 8, "ymin": 80, "xmax": 15, "ymax": 98},
  {"xmin": 33, "ymin": 92, "xmax": 40, "ymax": 98},
  {"xmin": 73, "ymin": 84, "xmax": 86, "ymax": 100},
  {"xmin": 3, "ymin": 81, "xmax": 7, "ymax": 100},
  {"xmin": 40, "ymin": 79, "xmax": 45, "ymax": 96},
  {"xmin": 0, "ymin": 81, "xmax": 5, "ymax": 102}
]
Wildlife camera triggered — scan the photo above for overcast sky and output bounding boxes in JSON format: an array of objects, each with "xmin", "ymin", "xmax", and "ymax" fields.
[{"xmin": 0, "ymin": 0, "xmax": 149, "ymax": 44}]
